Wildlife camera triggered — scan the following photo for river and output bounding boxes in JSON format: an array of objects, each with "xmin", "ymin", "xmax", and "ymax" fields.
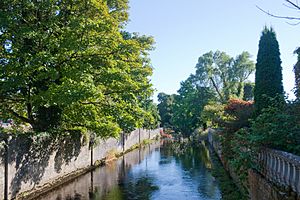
[{"xmin": 36, "ymin": 140, "xmax": 222, "ymax": 200}]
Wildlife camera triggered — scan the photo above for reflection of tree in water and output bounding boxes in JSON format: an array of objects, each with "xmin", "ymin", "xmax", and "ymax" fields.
[
  {"xmin": 93, "ymin": 176, "xmax": 159, "ymax": 200},
  {"xmin": 160, "ymin": 141, "xmax": 219, "ymax": 199},
  {"xmin": 120, "ymin": 177, "xmax": 159, "ymax": 200},
  {"xmin": 160, "ymin": 141, "xmax": 212, "ymax": 169}
]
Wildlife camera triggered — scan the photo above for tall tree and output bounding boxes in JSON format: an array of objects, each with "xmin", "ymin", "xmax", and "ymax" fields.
[
  {"xmin": 254, "ymin": 27, "xmax": 284, "ymax": 114},
  {"xmin": 195, "ymin": 51, "xmax": 254, "ymax": 102},
  {"xmin": 0, "ymin": 0, "xmax": 154, "ymax": 136},
  {"xmin": 294, "ymin": 47, "xmax": 300, "ymax": 100}
]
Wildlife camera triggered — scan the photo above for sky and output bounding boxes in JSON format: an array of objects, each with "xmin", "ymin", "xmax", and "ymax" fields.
[{"xmin": 126, "ymin": 0, "xmax": 300, "ymax": 101}]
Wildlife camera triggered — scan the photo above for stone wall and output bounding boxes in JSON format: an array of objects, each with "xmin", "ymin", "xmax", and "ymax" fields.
[
  {"xmin": 35, "ymin": 141, "xmax": 161, "ymax": 200},
  {"xmin": 0, "ymin": 128, "xmax": 161, "ymax": 200},
  {"xmin": 249, "ymin": 169, "xmax": 300, "ymax": 200}
]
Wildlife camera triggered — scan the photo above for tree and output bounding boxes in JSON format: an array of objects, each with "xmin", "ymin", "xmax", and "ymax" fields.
[
  {"xmin": 0, "ymin": 0, "xmax": 155, "ymax": 137},
  {"xmin": 171, "ymin": 76, "xmax": 215, "ymax": 136},
  {"xmin": 195, "ymin": 51, "xmax": 254, "ymax": 102},
  {"xmin": 243, "ymin": 82, "xmax": 255, "ymax": 101},
  {"xmin": 232, "ymin": 52, "xmax": 255, "ymax": 99},
  {"xmin": 254, "ymin": 27, "xmax": 284, "ymax": 114},
  {"xmin": 141, "ymin": 99, "xmax": 160, "ymax": 130},
  {"xmin": 294, "ymin": 47, "xmax": 300, "ymax": 100},
  {"xmin": 157, "ymin": 93, "xmax": 175, "ymax": 128}
]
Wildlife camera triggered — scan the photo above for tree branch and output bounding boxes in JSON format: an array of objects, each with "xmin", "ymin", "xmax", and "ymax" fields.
[
  {"xmin": 7, "ymin": 109, "xmax": 33, "ymax": 124},
  {"xmin": 285, "ymin": 0, "xmax": 300, "ymax": 10},
  {"xmin": 256, "ymin": 5, "xmax": 300, "ymax": 20},
  {"xmin": 209, "ymin": 77, "xmax": 224, "ymax": 102}
]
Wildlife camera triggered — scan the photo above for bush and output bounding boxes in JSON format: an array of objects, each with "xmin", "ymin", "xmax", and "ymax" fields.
[
  {"xmin": 201, "ymin": 102, "xmax": 225, "ymax": 127},
  {"xmin": 223, "ymin": 99, "xmax": 254, "ymax": 131},
  {"xmin": 250, "ymin": 104, "xmax": 300, "ymax": 155},
  {"xmin": 216, "ymin": 99, "xmax": 255, "ymax": 182}
]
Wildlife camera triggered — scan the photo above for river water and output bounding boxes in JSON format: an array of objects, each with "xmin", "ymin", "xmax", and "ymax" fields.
[{"xmin": 37, "ymin": 141, "xmax": 222, "ymax": 200}]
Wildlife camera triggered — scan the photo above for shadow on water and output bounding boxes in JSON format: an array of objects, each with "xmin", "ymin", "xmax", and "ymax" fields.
[{"xmin": 37, "ymin": 141, "xmax": 222, "ymax": 200}]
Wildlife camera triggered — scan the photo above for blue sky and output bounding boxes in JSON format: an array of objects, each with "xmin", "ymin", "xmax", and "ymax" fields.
[{"xmin": 126, "ymin": 0, "xmax": 300, "ymax": 101}]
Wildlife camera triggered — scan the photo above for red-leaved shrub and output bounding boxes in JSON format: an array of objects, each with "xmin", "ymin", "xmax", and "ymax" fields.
[{"xmin": 223, "ymin": 99, "xmax": 254, "ymax": 131}]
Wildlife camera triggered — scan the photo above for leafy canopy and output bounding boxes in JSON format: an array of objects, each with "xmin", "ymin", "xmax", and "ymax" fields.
[
  {"xmin": 0, "ymin": 0, "xmax": 156, "ymax": 137},
  {"xmin": 195, "ymin": 51, "xmax": 255, "ymax": 102}
]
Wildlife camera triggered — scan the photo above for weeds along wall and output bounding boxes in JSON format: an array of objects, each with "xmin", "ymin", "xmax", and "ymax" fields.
[{"xmin": 0, "ymin": 128, "xmax": 161, "ymax": 200}]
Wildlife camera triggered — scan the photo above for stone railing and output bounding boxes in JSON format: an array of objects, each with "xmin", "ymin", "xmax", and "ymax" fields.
[
  {"xmin": 257, "ymin": 148, "xmax": 300, "ymax": 195},
  {"xmin": 207, "ymin": 129, "xmax": 300, "ymax": 198}
]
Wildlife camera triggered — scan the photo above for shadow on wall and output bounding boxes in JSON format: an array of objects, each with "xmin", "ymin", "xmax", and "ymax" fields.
[{"xmin": 0, "ymin": 131, "xmax": 83, "ymax": 198}]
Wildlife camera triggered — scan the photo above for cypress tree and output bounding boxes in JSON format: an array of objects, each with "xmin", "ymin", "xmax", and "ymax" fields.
[
  {"xmin": 254, "ymin": 27, "xmax": 284, "ymax": 114},
  {"xmin": 294, "ymin": 47, "xmax": 300, "ymax": 100}
]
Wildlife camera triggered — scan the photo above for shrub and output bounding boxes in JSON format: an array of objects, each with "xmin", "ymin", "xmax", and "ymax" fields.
[
  {"xmin": 250, "ymin": 104, "xmax": 300, "ymax": 155},
  {"xmin": 223, "ymin": 99, "xmax": 254, "ymax": 131},
  {"xmin": 201, "ymin": 102, "xmax": 225, "ymax": 127}
]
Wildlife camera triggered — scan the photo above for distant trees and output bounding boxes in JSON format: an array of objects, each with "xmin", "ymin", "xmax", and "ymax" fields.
[
  {"xmin": 171, "ymin": 77, "xmax": 215, "ymax": 136},
  {"xmin": 158, "ymin": 51, "xmax": 255, "ymax": 136},
  {"xmin": 141, "ymin": 100, "xmax": 161, "ymax": 130},
  {"xmin": 157, "ymin": 93, "xmax": 175, "ymax": 128},
  {"xmin": 254, "ymin": 27, "xmax": 284, "ymax": 114}
]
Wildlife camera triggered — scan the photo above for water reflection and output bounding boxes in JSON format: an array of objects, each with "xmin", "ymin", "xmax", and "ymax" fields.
[{"xmin": 37, "ymin": 141, "xmax": 221, "ymax": 200}]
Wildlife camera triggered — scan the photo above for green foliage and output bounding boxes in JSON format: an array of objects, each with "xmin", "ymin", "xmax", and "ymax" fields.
[
  {"xmin": 171, "ymin": 76, "xmax": 215, "ymax": 136},
  {"xmin": 254, "ymin": 26, "xmax": 284, "ymax": 114},
  {"xmin": 214, "ymin": 99, "xmax": 255, "ymax": 183},
  {"xmin": 201, "ymin": 102, "xmax": 225, "ymax": 127},
  {"xmin": 294, "ymin": 47, "xmax": 300, "ymax": 100},
  {"xmin": 0, "ymin": 0, "xmax": 155, "ymax": 137},
  {"xmin": 157, "ymin": 93, "xmax": 176, "ymax": 128},
  {"xmin": 250, "ymin": 96, "xmax": 300, "ymax": 155},
  {"xmin": 243, "ymin": 82, "xmax": 254, "ymax": 101},
  {"xmin": 195, "ymin": 51, "xmax": 255, "ymax": 102},
  {"xmin": 210, "ymin": 28, "xmax": 299, "ymax": 195},
  {"xmin": 210, "ymin": 147, "xmax": 246, "ymax": 200},
  {"xmin": 157, "ymin": 50, "xmax": 254, "ymax": 136},
  {"xmin": 141, "ymin": 100, "xmax": 160, "ymax": 130},
  {"xmin": 219, "ymin": 97, "xmax": 300, "ymax": 189}
]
